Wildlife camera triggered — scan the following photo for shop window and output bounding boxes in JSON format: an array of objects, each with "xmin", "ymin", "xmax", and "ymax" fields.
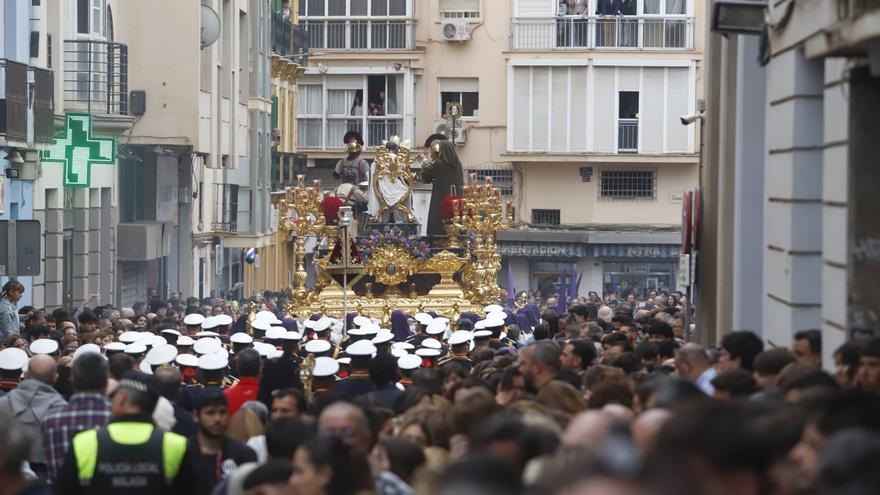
[
  {"xmin": 469, "ymin": 169, "xmax": 512, "ymax": 197},
  {"xmin": 600, "ymin": 170, "xmax": 654, "ymax": 199},
  {"xmin": 531, "ymin": 209, "xmax": 560, "ymax": 226}
]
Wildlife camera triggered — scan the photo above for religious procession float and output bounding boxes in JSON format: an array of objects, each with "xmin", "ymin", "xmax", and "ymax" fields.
[{"xmin": 276, "ymin": 131, "xmax": 512, "ymax": 325}]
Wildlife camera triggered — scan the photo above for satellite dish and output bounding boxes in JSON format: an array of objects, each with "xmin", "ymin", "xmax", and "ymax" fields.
[{"xmin": 201, "ymin": 5, "xmax": 221, "ymax": 48}]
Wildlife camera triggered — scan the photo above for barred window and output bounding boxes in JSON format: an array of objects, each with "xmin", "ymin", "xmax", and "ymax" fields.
[
  {"xmin": 600, "ymin": 170, "xmax": 655, "ymax": 199},
  {"xmin": 468, "ymin": 169, "xmax": 513, "ymax": 197},
  {"xmin": 531, "ymin": 209, "xmax": 560, "ymax": 226}
]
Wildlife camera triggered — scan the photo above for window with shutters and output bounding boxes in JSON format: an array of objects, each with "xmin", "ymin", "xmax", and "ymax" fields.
[
  {"xmin": 509, "ymin": 65, "xmax": 589, "ymax": 153},
  {"xmin": 440, "ymin": 0, "xmax": 480, "ymax": 19}
]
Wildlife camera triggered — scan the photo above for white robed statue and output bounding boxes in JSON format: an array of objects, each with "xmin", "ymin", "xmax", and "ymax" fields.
[{"xmin": 367, "ymin": 136, "xmax": 417, "ymax": 222}]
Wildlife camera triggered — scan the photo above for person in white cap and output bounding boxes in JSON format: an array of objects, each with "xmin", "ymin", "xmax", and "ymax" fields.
[
  {"xmin": 438, "ymin": 331, "xmax": 474, "ymax": 371},
  {"xmin": 483, "ymin": 313, "xmax": 515, "ymax": 350},
  {"xmin": 310, "ymin": 357, "xmax": 340, "ymax": 402},
  {"xmin": 182, "ymin": 312, "xmax": 206, "ymax": 336},
  {"xmin": 178, "ymin": 352, "xmax": 230, "ymax": 413},
  {"xmin": 397, "ymin": 354, "xmax": 422, "ymax": 388},
  {"xmin": 0, "ymin": 347, "xmax": 29, "ymax": 395},
  {"xmin": 407, "ymin": 313, "xmax": 434, "ymax": 347},
  {"xmin": 310, "ymin": 318, "xmax": 342, "ymax": 358},
  {"xmin": 335, "ymin": 340, "xmax": 376, "ymax": 399},
  {"xmin": 30, "ymin": 338, "xmax": 60, "ymax": 357}
]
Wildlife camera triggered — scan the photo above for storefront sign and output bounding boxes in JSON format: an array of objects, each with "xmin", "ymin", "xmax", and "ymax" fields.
[
  {"xmin": 499, "ymin": 242, "xmax": 588, "ymax": 258},
  {"xmin": 40, "ymin": 113, "xmax": 116, "ymax": 188},
  {"xmin": 593, "ymin": 244, "xmax": 680, "ymax": 259}
]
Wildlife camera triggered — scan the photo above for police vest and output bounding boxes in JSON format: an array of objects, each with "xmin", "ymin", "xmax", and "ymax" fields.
[{"xmin": 72, "ymin": 422, "xmax": 188, "ymax": 494}]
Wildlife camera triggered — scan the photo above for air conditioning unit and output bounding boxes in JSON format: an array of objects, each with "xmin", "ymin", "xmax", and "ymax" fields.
[
  {"xmin": 440, "ymin": 20, "xmax": 471, "ymax": 42},
  {"xmin": 433, "ymin": 121, "xmax": 468, "ymax": 145}
]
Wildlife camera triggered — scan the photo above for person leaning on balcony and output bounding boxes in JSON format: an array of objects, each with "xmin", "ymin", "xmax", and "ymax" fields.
[{"xmin": 596, "ymin": 0, "xmax": 622, "ymax": 15}]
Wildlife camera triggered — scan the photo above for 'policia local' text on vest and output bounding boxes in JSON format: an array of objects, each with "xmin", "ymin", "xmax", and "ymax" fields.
[{"xmin": 72, "ymin": 422, "xmax": 188, "ymax": 494}]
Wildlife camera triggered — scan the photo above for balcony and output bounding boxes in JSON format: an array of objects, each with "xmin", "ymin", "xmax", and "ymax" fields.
[
  {"xmin": 511, "ymin": 16, "xmax": 694, "ymax": 51},
  {"xmin": 271, "ymin": 11, "xmax": 310, "ymax": 65},
  {"xmin": 303, "ymin": 18, "xmax": 415, "ymax": 51},
  {"xmin": 63, "ymin": 39, "xmax": 128, "ymax": 115},
  {"xmin": 298, "ymin": 116, "xmax": 403, "ymax": 150},
  {"xmin": 0, "ymin": 59, "xmax": 55, "ymax": 144},
  {"xmin": 618, "ymin": 119, "xmax": 639, "ymax": 153}
]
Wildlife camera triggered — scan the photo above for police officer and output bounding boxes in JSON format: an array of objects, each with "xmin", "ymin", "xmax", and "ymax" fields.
[
  {"xmin": 55, "ymin": 372, "xmax": 195, "ymax": 494},
  {"xmin": 438, "ymin": 331, "xmax": 474, "ymax": 372}
]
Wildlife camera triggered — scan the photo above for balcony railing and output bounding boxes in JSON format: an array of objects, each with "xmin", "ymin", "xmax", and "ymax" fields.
[
  {"xmin": 63, "ymin": 39, "xmax": 128, "ymax": 115},
  {"xmin": 298, "ymin": 116, "xmax": 404, "ymax": 149},
  {"xmin": 618, "ymin": 119, "xmax": 639, "ymax": 153},
  {"xmin": 271, "ymin": 11, "xmax": 310, "ymax": 65},
  {"xmin": 212, "ymin": 221, "xmax": 238, "ymax": 233},
  {"xmin": 0, "ymin": 59, "xmax": 55, "ymax": 143},
  {"xmin": 511, "ymin": 16, "xmax": 694, "ymax": 51},
  {"xmin": 303, "ymin": 18, "xmax": 414, "ymax": 51}
]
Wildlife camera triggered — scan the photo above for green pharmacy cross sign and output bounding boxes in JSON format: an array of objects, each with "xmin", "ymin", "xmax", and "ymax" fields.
[{"xmin": 40, "ymin": 113, "xmax": 116, "ymax": 188}]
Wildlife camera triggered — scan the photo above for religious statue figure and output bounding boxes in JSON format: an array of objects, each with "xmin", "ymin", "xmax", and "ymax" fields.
[
  {"xmin": 368, "ymin": 136, "xmax": 416, "ymax": 222},
  {"xmin": 420, "ymin": 139, "xmax": 464, "ymax": 238}
]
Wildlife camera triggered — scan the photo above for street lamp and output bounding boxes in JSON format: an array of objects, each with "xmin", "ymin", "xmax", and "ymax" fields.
[{"xmin": 339, "ymin": 206, "xmax": 353, "ymax": 339}]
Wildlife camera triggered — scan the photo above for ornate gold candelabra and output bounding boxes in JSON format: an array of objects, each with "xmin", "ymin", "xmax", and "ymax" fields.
[
  {"xmin": 278, "ymin": 175, "xmax": 327, "ymax": 307},
  {"xmin": 449, "ymin": 174, "xmax": 513, "ymax": 305}
]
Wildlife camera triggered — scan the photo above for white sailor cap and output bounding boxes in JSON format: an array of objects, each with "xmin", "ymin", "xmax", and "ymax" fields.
[
  {"xmin": 398, "ymin": 354, "xmax": 422, "ymax": 370},
  {"xmin": 215, "ymin": 314, "xmax": 233, "ymax": 326},
  {"xmin": 145, "ymin": 344, "xmax": 178, "ymax": 366},
  {"xmin": 161, "ymin": 329, "xmax": 182, "ymax": 337},
  {"xmin": 434, "ymin": 317, "xmax": 450, "ymax": 324},
  {"xmin": 119, "ymin": 331, "xmax": 141, "ymax": 344},
  {"xmin": 372, "ymin": 331, "xmax": 395, "ymax": 345},
  {"xmin": 193, "ymin": 338, "xmax": 222, "ymax": 356},
  {"xmin": 483, "ymin": 304, "xmax": 504, "ymax": 314},
  {"xmin": 195, "ymin": 331, "xmax": 220, "ymax": 338},
  {"xmin": 303, "ymin": 319, "xmax": 317, "ymax": 330},
  {"xmin": 448, "ymin": 330, "xmax": 473, "ymax": 346},
  {"xmin": 255, "ymin": 311, "xmax": 282, "ymax": 325},
  {"xmin": 346, "ymin": 339, "xmax": 376, "ymax": 357},
  {"xmin": 253, "ymin": 342, "xmax": 277, "ymax": 358},
  {"xmin": 392, "ymin": 342, "xmax": 415, "ymax": 351},
  {"xmin": 230, "ymin": 333, "xmax": 254, "ymax": 345},
  {"xmin": 104, "ymin": 342, "xmax": 127, "ymax": 353},
  {"xmin": 483, "ymin": 314, "xmax": 506, "ymax": 328},
  {"xmin": 139, "ymin": 360, "xmax": 153, "ymax": 375},
  {"xmin": 314, "ymin": 317, "xmax": 333, "ymax": 332},
  {"xmin": 250, "ymin": 319, "xmax": 271, "ymax": 332},
  {"xmin": 0, "ymin": 348, "xmax": 29, "ymax": 371},
  {"xmin": 337, "ymin": 357, "xmax": 352, "ymax": 365},
  {"xmin": 361, "ymin": 324, "xmax": 380, "ymax": 336},
  {"xmin": 30, "ymin": 338, "xmax": 59, "ymax": 355},
  {"xmin": 414, "ymin": 313, "xmax": 433, "ymax": 325},
  {"xmin": 473, "ymin": 330, "xmax": 493, "ymax": 340},
  {"xmin": 281, "ymin": 331, "xmax": 302, "ymax": 342},
  {"xmin": 175, "ymin": 353, "xmax": 199, "ymax": 367},
  {"xmin": 474, "ymin": 320, "xmax": 487, "ymax": 330},
  {"xmin": 267, "ymin": 349, "xmax": 284, "ymax": 359},
  {"xmin": 146, "ymin": 335, "xmax": 168, "ymax": 347},
  {"xmin": 425, "ymin": 319, "xmax": 448, "ymax": 336},
  {"xmin": 73, "ymin": 343, "xmax": 103, "ymax": 361},
  {"xmin": 313, "ymin": 357, "xmax": 340, "ymax": 378},
  {"xmin": 124, "ymin": 342, "xmax": 148, "ymax": 355},
  {"xmin": 391, "ymin": 347, "xmax": 407, "ymax": 358},
  {"xmin": 198, "ymin": 352, "xmax": 229, "ymax": 371},
  {"xmin": 415, "ymin": 348, "xmax": 441, "ymax": 358},
  {"xmin": 347, "ymin": 328, "xmax": 371, "ymax": 337},
  {"xmin": 353, "ymin": 315, "xmax": 371, "ymax": 328},
  {"xmin": 421, "ymin": 338, "xmax": 442, "ymax": 350},
  {"xmin": 201, "ymin": 316, "xmax": 220, "ymax": 330},
  {"xmin": 304, "ymin": 339, "xmax": 331, "ymax": 355},
  {"xmin": 183, "ymin": 313, "xmax": 206, "ymax": 326},
  {"xmin": 265, "ymin": 327, "xmax": 286, "ymax": 340},
  {"xmin": 176, "ymin": 335, "xmax": 195, "ymax": 347}
]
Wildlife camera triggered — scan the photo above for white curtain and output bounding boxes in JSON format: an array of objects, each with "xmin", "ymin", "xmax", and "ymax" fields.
[
  {"xmin": 328, "ymin": 89, "xmax": 359, "ymax": 115},
  {"xmin": 644, "ymin": 0, "xmax": 661, "ymax": 14},
  {"xmin": 385, "ymin": 76, "xmax": 402, "ymax": 116},
  {"xmin": 666, "ymin": 0, "xmax": 685, "ymax": 14},
  {"xmin": 299, "ymin": 85, "xmax": 323, "ymax": 115}
]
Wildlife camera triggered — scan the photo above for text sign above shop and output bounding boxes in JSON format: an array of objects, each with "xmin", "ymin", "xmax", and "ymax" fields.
[
  {"xmin": 593, "ymin": 244, "xmax": 680, "ymax": 259},
  {"xmin": 499, "ymin": 243, "xmax": 588, "ymax": 258}
]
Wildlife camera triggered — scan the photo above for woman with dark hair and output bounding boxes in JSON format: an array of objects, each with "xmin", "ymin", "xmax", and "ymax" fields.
[
  {"xmin": 290, "ymin": 435, "xmax": 373, "ymax": 495},
  {"xmin": 371, "ymin": 438, "xmax": 426, "ymax": 489},
  {"xmin": 0, "ymin": 279, "xmax": 24, "ymax": 338},
  {"xmin": 541, "ymin": 309, "xmax": 560, "ymax": 337},
  {"xmin": 390, "ymin": 310, "xmax": 411, "ymax": 342}
]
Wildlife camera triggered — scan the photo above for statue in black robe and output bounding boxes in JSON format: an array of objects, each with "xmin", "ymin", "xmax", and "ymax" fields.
[{"xmin": 420, "ymin": 140, "xmax": 464, "ymax": 238}]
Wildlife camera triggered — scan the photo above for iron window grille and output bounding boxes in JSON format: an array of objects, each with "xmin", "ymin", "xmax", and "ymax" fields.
[
  {"xmin": 468, "ymin": 169, "xmax": 513, "ymax": 197},
  {"xmin": 531, "ymin": 209, "xmax": 560, "ymax": 226},
  {"xmin": 599, "ymin": 170, "xmax": 655, "ymax": 199}
]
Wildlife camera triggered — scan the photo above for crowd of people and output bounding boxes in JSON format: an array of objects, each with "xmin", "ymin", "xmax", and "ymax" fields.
[{"xmin": 0, "ymin": 278, "xmax": 879, "ymax": 495}]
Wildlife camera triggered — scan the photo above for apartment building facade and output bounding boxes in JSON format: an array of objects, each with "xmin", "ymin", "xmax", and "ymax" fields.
[{"xmin": 294, "ymin": 0, "xmax": 702, "ymax": 298}]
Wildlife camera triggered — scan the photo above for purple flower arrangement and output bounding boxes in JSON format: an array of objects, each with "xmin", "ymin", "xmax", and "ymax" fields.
[{"xmin": 357, "ymin": 225, "xmax": 432, "ymax": 263}]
